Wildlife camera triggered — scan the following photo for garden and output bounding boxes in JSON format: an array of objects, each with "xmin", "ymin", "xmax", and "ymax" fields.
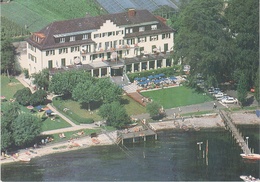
[{"xmin": 141, "ymin": 86, "xmax": 213, "ymax": 109}]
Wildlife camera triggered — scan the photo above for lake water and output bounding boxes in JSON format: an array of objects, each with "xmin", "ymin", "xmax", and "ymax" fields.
[{"xmin": 2, "ymin": 126, "xmax": 259, "ymax": 181}]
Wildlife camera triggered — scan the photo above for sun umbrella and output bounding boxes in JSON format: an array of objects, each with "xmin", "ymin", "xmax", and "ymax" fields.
[
  {"xmin": 134, "ymin": 77, "xmax": 141, "ymax": 81},
  {"xmin": 36, "ymin": 105, "xmax": 43, "ymax": 110},
  {"xmin": 170, "ymin": 76, "xmax": 177, "ymax": 80},
  {"xmin": 46, "ymin": 110, "xmax": 53, "ymax": 114},
  {"xmin": 27, "ymin": 105, "xmax": 34, "ymax": 110},
  {"xmin": 1, "ymin": 96, "xmax": 6, "ymax": 100},
  {"xmin": 154, "ymin": 75, "xmax": 160, "ymax": 79},
  {"xmin": 159, "ymin": 73, "xmax": 165, "ymax": 77},
  {"xmin": 140, "ymin": 77, "xmax": 146, "ymax": 81},
  {"xmin": 148, "ymin": 75, "xmax": 154, "ymax": 79}
]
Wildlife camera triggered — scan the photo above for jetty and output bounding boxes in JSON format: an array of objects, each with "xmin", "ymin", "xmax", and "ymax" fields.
[
  {"xmin": 219, "ymin": 110, "xmax": 251, "ymax": 155},
  {"xmin": 116, "ymin": 122, "xmax": 157, "ymax": 145}
]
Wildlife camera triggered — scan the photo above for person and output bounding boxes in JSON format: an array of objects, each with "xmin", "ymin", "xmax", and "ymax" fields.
[
  {"xmin": 213, "ymin": 102, "xmax": 217, "ymax": 109},
  {"xmin": 121, "ymin": 76, "xmax": 124, "ymax": 81}
]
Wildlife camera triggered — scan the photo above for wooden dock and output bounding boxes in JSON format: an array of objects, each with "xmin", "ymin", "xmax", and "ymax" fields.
[
  {"xmin": 219, "ymin": 110, "xmax": 251, "ymax": 155},
  {"xmin": 116, "ymin": 123, "xmax": 157, "ymax": 145}
]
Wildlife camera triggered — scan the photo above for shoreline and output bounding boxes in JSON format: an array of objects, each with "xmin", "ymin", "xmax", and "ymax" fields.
[{"xmin": 2, "ymin": 112, "xmax": 259, "ymax": 165}]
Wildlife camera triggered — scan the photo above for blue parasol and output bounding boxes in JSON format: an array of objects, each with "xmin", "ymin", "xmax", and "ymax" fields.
[
  {"xmin": 46, "ymin": 109, "xmax": 53, "ymax": 114},
  {"xmin": 148, "ymin": 75, "xmax": 154, "ymax": 79},
  {"xmin": 36, "ymin": 105, "xmax": 43, "ymax": 110},
  {"xmin": 140, "ymin": 77, "xmax": 147, "ymax": 81},
  {"xmin": 159, "ymin": 73, "xmax": 165, "ymax": 77}
]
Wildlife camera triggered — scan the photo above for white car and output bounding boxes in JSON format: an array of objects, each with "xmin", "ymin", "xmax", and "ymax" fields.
[
  {"xmin": 222, "ymin": 97, "xmax": 237, "ymax": 104},
  {"xmin": 214, "ymin": 92, "xmax": 224, "ymax": 98}
]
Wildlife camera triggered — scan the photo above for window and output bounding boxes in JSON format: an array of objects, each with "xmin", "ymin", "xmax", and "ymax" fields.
[
  {"xmin": 139, "ymin": 27, "xmax": 145, "ymax": 32},
  {"xmin": 138, "ymin": 37, "xmax": 146, "ymax": 43},
  {"xmin": 82, "ymin": 56, "xmax": 86, "ymax": 61},
  {"xmin": 48, "ymin": 60, "xmax": 53, "ymax": 68},
  {"xmin": 162, "ymin": 33, "xmax": 171, "ymax": 39},
  {"xmin": 59, "ymin": 48, "xmax": 68, "ymax": 54},
  {"xmin": 94, "ymin": 34, "xmax": 100, "ymax": 38},
  {"xmin": 150, "ymin": 35, "xmax": 158, "ymax": 41},
  {"xmin": 61, "ymin": 58, "xmax": 66, "ymax": 66},
  {"xmin": 108, "ymin": 32, "xmax": 113, "ymax": 36},
  {"xmin": 46, "ymin": 50, "xmax": 55, "ymax": 56},
  {"xmin": 82, "ymin": 34, "xmax": 88, "ymax": 40},
  {"xmin": 125, "ymin": 28, "xmax": 133, "ymax": 34},
  {"xmin": 60, "ymin": 37, "xmax": 65, "ymax": 43},
  {"xmin": 151, "ymin": 25, "xmax": 157, "ymax": 30},
  {"xmin": 70, "ymin": 36, "xmax": 75, "ymax": 42}
]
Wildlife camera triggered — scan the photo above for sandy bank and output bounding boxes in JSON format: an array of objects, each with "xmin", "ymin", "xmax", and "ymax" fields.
[
  {"xmin": 1, "ymin": 131, "xmax": 117, "ymax": 164},
  {"xmin": 149, "ymin": 114, "xmax": 225, "ymax": 131},
  {"xmin": 149, "ymin": 112, "xmax": 260, "ymax": 131}
]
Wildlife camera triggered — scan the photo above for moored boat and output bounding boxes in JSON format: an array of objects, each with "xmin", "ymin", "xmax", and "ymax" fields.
[
  {"xmin": 240, "ymin": 154, "xmax": 260, "ymax": 160},
  {"xmin": 240, "ymin": 175, "xmax": 260, "ymax": 182},
  {"xmin": 19, "ymin": 157, "xmax": 31, "ymax": 162}
]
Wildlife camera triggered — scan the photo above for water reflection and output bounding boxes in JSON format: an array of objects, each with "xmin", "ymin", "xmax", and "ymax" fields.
[{"xmin": 2, "ymin": 128, "xmax": 259, "ymax": 181}]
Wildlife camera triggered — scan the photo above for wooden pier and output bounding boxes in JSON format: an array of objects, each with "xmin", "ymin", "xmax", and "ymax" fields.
[
  {"xmin": 219, "ymin": 110, "xmax": 251, "ymax": 155},
  {"xmin": 116, "ymin": 123, "xmax": 157, "ymax": 145}
]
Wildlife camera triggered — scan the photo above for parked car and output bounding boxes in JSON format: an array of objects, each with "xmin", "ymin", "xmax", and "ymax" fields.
[
  {"xmin": 222, "ymin": 97, "xmax": 238, "ymax": 104},
  {"xmin": 213, "ymin": 88, "xmax": 220, "ymax": 94},
  {"xmin": 217, "ymin": 95, "xmax": 229, "ymax": 101},
  {"xmin": 214, "ymin": 92, "xmax": 224, "ymax": 98}
]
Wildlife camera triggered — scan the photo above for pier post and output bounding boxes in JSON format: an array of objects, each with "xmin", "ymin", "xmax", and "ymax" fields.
[
  {"xmin": 144, "ymin": 135, "xmax": 146, "ymax": 142},
  {"xmin": 133, "ymin": 137, "xmax": 135, "ymax": 143},
  {"xmin": 155, "ymin": 134, "xmax": 157, "ymax": 140}
]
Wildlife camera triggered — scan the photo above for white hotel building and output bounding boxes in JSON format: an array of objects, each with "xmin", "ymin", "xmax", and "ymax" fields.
[{"xmin": 26, "ymin": 9, "xmax": 174, "ymax": 77}]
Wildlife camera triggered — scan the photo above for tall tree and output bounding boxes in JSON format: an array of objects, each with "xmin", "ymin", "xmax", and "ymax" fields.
[
  {"xmin": 1, "ymin": 102, "xmax": 20, "ymax": 151},
  {"xmin": 12, "ymin": 113, "xmax": 42, "ymax": 147},
  {"xmin": 146, "ymin": 101, "xmax": 162, "ymax": 119},
  {"xmin": 237, "ymin": 72, "xmax": 248, "ymax": 106},
  {"xmin": 49, "ymin": 70, "xmax": 93, "ymax": 97},
  {"xmin": 72, "ymin": 80, "xmax": 100, "ymax": 111},
  {"xmin": 225, "ymin": 0, "xmax": 259, "ymax": 87},
  {"xmin": 1, "ymin": 38, "xmax": 16, "ymax": 76},
  {"xmin": 173, "ymin": 0, "xmax": 233, "ymax": 87},
  {"xmin": 32, "ymin": 68, "xmax": 50, "ymax": 90},
  {"xmin": 98, "ymin": 101, "xmax": 130, "ymax": 129},
  {"xmin": 14, "ymin": 87, "xmax": 32, "ymax": 106},
  {"xmin": 96, "ymin": 78, "xmax": 122, "ymax": 103}
]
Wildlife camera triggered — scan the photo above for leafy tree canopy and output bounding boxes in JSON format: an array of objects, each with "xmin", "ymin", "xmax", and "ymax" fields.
[
  {"xmin": 12, "ymin": 113, "xmax": 42, "ymax": 147},
  {"xmin": 1, "ymin": 38, "xmax": 16, "ymax": 76},
  {"xmin": 32, "ymin": 68, "xmax": 50, "ymax": 90},
  {"xmin": 146, "ymin": 101, "xmax": 162, "ymax": 119},
  {"xmin": 14, "ymin": 87, "xmax": 32, "ymax": 106},
  {"xmin": 30, "ymin": 89, "xmax": 48, "ymax": 106},
  {"xmin": 98, "ymin": 101, "xmax": 131, "ymax": 129}
]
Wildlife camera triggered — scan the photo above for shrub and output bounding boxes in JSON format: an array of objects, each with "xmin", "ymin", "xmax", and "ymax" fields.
[{"xmin": 14, "ymin": 87, "xmax": 32, "ymax": 106}]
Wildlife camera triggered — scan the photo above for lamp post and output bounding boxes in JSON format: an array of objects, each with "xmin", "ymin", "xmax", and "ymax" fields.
[
  {"xmin": 246, "ymin": 136, "xmax": 249, "ymax": 146},
  {"xmin": 197, "ymin": 142, "xmax": 203, "ymax": 151}
]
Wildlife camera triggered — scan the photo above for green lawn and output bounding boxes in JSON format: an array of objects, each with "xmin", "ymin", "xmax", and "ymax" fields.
[
  {"xmin": 1, "ymin": 76, "xmax": 24, "ymax": 100},
  {"xmin": 52, "ymin": 95, "xmax": 146, "ymax": 123},
  {"xmin": 141, "ymin": 86, "xmax": 213, "ymax": 109},
  {"xmin": 1, "ymin": 0, "xmax": 105, "ymax": 32}
]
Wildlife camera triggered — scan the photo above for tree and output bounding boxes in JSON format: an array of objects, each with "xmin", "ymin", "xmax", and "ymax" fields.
[
  {"xmin": 49, "ymin": 70, "xmax": 93, "ymax": 97},
  {"xmin": 14, "ymin": 87, "xmax": 32, "ymax": 106},
  {"xmin": 237, "ymin": 72, "xmax": 248, "ymax": 106},
  {"xmin": 32, "ymin": 68, "xmax": 50, "ymax": 90},
  {"xmin": 146, "ymin": 101, "xmax": 162, "ymax": 119},
  {"xmin": 1, "ymin": 38, "xmax": 16, "ymax": 76},
  {"xmin": 98, "ymin": 101, "xmax": 131, "ymax": 129},
  {"xmin": 72, "ymin": 80, "xmax": 100, "ymax": 111},
  {"xmin": 12, "ymin": 113, "xmax": 42, "ymax": 147},
  {"xmin": 173, "ymin": 0, "xmax": 233, "ymax": 87},
  {"xmin": 96, "ymin": 78, "xmax": 122, "ymax": 103},
  {"xmin": 254, "ymin": 71, "xmax": 259, "ymax": 104},
  {"xmin": 1, "ymin": 102, "xmax": 20, "ymax": 151},
  {"xmin": 30, "ymin": 89, "xmax": 47, "ymax": 106},
  {"xmin": 225, "ymin": 0, "xmax": 259, "ymax": 87}
]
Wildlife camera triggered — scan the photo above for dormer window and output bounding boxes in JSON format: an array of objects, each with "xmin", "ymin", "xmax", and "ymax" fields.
[
  {"xmin": 151, "ymin": 25, "xmax": 157, "ymax": 30},
  {"xmin": 82, "ymin": 34, "xmax": 88, "ymax": 40},
  {"xmin": 60, "ymin": 37, "xmax": 65, "ymax": 43},
  {"xmin": 70, "ymin": 36, "xmax": 75, "ymax": 42},
  {"xmin": 139, "ymin": 27, "xmax": 145, "ymax": 32}
]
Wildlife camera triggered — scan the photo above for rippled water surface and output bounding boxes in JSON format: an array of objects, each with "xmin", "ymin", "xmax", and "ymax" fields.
[{"xmin": 2, "ymin": 127, "xmax": 259, "ymax": 181}]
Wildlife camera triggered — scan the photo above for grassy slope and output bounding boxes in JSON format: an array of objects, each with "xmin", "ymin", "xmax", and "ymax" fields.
[
  {"xmin": 1, "ymin": 76, "xmax": 24, "ymax": 100},
  {"xmin": 141, "ymin": 86, "xmax": 213, "ymax": 109},
  {"xmin": 1, "ymin": 0, "xmax": 104, "ymax": 32}
]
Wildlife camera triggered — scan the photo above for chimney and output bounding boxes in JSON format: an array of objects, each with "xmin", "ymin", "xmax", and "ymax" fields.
[{"xmin": 128, "ymin": 9, "xmax": 136, "ymax": 17}]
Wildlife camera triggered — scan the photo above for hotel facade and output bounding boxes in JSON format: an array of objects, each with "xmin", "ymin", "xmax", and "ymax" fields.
[{"xmin": 26, "ymin": 9, "xmax": 174, "ymax": 77}]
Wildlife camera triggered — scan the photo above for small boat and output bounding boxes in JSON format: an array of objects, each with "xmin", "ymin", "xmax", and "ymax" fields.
[
  {"xmin": 240, "ymin": 154, "xmax": 260, "ymax": 160},
  {"xmin": 92, "ymin": 138, "xmax": 100, "ymax": 144},
  {"xmin": 19, "ymin": 157, "xmax": 31, "ymax": 162},
  {"xmin": 240, "ymin": 175, "xmax": 260, "ymax": 182}
]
